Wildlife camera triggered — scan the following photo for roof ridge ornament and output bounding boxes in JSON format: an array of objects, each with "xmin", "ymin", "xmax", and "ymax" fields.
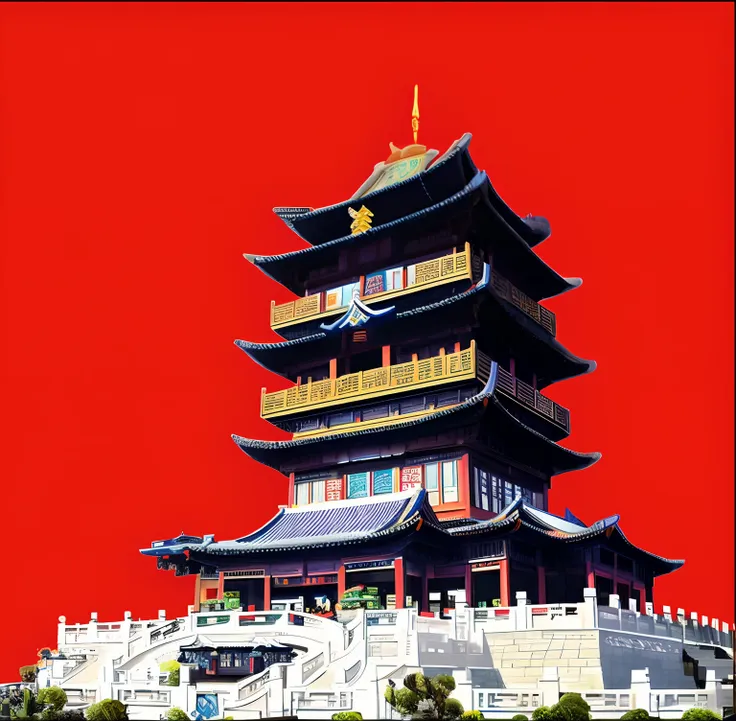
[
  {"xmin": 348, "ymin": 205, "xmax": 374, "ymax": 235},
  {"xmin": 320, "ymin": 286, "xmax": 395, "ymax": 332}
]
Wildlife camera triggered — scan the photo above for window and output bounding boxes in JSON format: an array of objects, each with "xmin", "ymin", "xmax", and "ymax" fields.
[
  {"xmin": 442, "ymin": 461, "xmax": 458, "ymax": 503},
  {"xmin": 425, "ymin": 464, "xmax": 440, "ymax": 506},
  {"xmin": 295, "ymin": 482, "xmax": 309, "ymax": 506},
  {"xmin": 474, "ymin": 468, "xmax": 491, "ymax": 511},
  {"xmin": 311, "ymin": 480, "xmax": 326, "ymax": 504},
  {"xmin": 473, "ymin": 467, "xmax": 540, "ymax": 513},
  {"xmin": 362, "ymin": 404, "xmax": 388, "ymax": 421},
  {"xmin": 220, "ymin": 653, "xmax": 232, "ymax": 668},
  {"xmin": 324, "ymin": 281, "xmax": 359, "ymax": 310},
  {"xmin": 424, "ymin": 460, "xmax": 459, "ymax": 506},
  {"xmin": 328, "ymin": 411, "xmax": 354, "ymax": 428}
]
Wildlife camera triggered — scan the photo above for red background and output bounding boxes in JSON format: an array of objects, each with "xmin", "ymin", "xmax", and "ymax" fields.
[{"xmin": 0, "ymin": 2, "xmax": 733, "ymax": 678}]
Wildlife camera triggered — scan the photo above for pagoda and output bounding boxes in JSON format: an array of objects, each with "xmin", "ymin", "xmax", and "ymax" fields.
[{"xmin": 142, "ymin": 88, "xmax": 682, "ymax": 620}]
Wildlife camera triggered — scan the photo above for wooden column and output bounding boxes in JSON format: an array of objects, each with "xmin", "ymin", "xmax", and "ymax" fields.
[
  {"xmin": 194, "ymin": 574, "xmax": 202, "ymax": 612},
  {"xmin": 537, "ymin": 566, "xmax": 546, "ymax": 604},
  {"xmin": 585, "ymin": 549, "xmax": 595, "ymax": 587},
  {"xmin": 458, "ymin": 454, "xmax": 470, "ymax": 515},
  {"xmin": 499, "ymin": 559, "xmax": 510, "ymax": 607},
  {"xmin": 464, "ymin": 564, "xmax": 473, "ymax": 608},
  {"xmin": 263, "ymin": 576, "xmax": 271, "ymax": 612},
  {"xmin": 422, "ymin": 569, "xmax": 430, "ymax": 613},
  {"xmin": 639, "ymin": 586, "xmax": 647, "ymax": 613},
  {"xmin": 382, "ymin": 345, "xmax": 391, "ymax": 367},
  {"xmin": 217, "ymin": 572, "xmax": 225, "ymax": 599},
  {"xmin": 394, "ymin": 558, "xmax": 405, "ymax": 609},
  {"xmin": 337, "ymin": 565, "xmax": 346, "ymax": 601},
  {"xmin": 287, "ymin": 472, "xmax": 295, "ymax": 507},
  {"xmin": 329, "ymin": 358, "xmax": 338, "ymax": 379}
]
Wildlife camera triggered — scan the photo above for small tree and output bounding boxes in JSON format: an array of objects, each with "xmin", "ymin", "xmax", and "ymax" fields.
[
  {"xmin": 160, "ymin": 660, "xmax": 181, "ymax": 687},
  {"xmin": 385, "ymin": 672, "xmax": 465, "ymax": 719},
  {"xmin": 38, "ymin": 687, "xmax": 68, "ymax": 712},
  {"xmin": 512, "ymin": 715, "xmax": 529, "ymax": 721},
  {"xmin": 18, "ymin": 665, "xmax": 37, "ymax": 683},
  {"xmin": 620, "ymin": 710, "xmax": 651, "ymax": 721},
  {"xmin": 532, "ymin": 707, "xmax": 555, "ymax": 721},
  {"xmin": 166, "ymin": 709, "xmax": 190, "ymax": 721},
  {"xmin": 331, "ymin": 713, "xmax": 363, "ymax": 721},
  {"xmin": 84, "ymin": 699, "xmax": 128, "ymax": 721},
  {"xmin": 552, "ymin": 693, "xmax": 591, "ymax": 721},
  {"xmin": 681, "ymin": 710, "xmax": 721, "ymax": 721},
  {"xmin": 461, "ymin": 712, "xmax": 485, "ymax": 721}
]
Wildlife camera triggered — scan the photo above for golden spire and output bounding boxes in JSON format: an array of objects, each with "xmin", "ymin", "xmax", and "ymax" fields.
[{"xmin": 412, "ymin": 84, "xmax": 420, "ymax": 144}]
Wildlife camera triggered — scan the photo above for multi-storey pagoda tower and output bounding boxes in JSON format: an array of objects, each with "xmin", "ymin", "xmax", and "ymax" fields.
[{"xmin": 143, "ymin": 93, "xmax": 682, "ymax": 618}]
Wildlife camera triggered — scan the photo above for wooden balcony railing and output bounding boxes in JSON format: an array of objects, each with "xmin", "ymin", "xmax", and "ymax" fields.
[
  {"xmin": 270, "ymin": 244, "xmax": 473, "ymax": 330},
  {"xmin": 261, "ymin": 341, "xmax": 479, "ymax": 419},
  {"xmin": 496, "ymin": 366, "xmax": 570, "ymax": 433},
  {"xmin": 490, "ymin": 269, "xmax": 557, "ymax": 336}
]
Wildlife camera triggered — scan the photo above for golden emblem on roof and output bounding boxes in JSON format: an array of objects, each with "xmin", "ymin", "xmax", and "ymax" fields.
[{"xmin": 348, "ymin": 205, "xmax": 374, "ymax": 235}]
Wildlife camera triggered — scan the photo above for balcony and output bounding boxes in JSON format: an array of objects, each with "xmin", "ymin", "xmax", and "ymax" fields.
[
  {"xmin": 269, "ymin": 244, "xmax": 473, "ymax": 331},
  {"xmin": 261, "ymin": 341, "xmax": 481, "ymax": 420},
  {"xmin": 496, "ymin": 366, "xmax": 570, "ymax": 434},
  {"xmin": 490, "ymin": 269, "xmax": 557, "ymax": 336}
]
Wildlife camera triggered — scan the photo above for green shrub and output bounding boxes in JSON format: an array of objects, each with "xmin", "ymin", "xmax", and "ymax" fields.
[
  {"xmin": 461, "ymin": 712, "xmax": 485, "ymax": 721},
  {"xmin": 681, "ymin": 710, "xmax": 721, "ymax": 721},
  {"xmin": 38, "ymin": 687, "xmax": 68, "ymax": 712},
  {"xmin": 512, "ymin": 715, "xmax": 529, "ymax": 721},
  {"xmin": 445, "ymin": 698, "xmax": 464, "ymax": 719},
  {"xmin": 558, "ymin": 694, "xmax": 590, "ymax": 712},
  {"xmin": 532, "ymin": 707, "xmax": 555, "ymax": 721},
  {"xmin": 84, "ymin": 699, "xmax": 128, "ymax": 721},
  {"xmin": 620, "ymin": 710, "xmax": 651, "ymax": 721},
  {"xmin": 42, "ymin": 711, "xmax": 85, "ymax": 721},
  {"xmin": 18, "ymin": 665, "xmax": 37, "ymax": 682},
  {"xmin": 331, "ymin": 713, "xmax": 363, "ymax": 721},
  {"xmin": 166, "ymin": 709, "xmax": 190, "ymax": 721}
]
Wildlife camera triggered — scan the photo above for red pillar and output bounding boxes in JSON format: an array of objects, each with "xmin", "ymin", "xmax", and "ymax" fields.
[
  {"xmin": 499, "ymin": 559, "xmax": 510, "ymax": 607},
  {"xmin": 464, "ymin": 564, "xmax": 473, "ymax": 608},
  {"xmin": 382, "ymin": 345, "xmax": 391, "ymax": 367},
  {"xmin": 194, "ymin": 574, "xmax": 202, "ymax": 612},
  {"xmin": 395, "ymin": 558, "xmax": 405, "ymax": 609},
  {"xmin": 263, "ymin": 576, "xmax": 271, "ymax": 611},
  {"xmin": 422, "ymin": 569, "xmax": 430, "ymax": 613},
  {"xmin": 458, "ymin": 454, "xmax": 470, "ymax": 515},
  {"xmin": 337, "ymin": 565, "xmax": 346, "ymax": 601},
  {"xmin": 329, "ymin": 358, "xmax": 338, "ymax": 379},
  {"xmin": 585, "ymin": 550, "xmax": 595, "ymax": 587},
  {"xmin": 217, "ymin": 572, "xmax": 225, "ymax": 599},
  {"xmin": 639, "ymin": 586, "xmax": 647, "ymax": 613},
  {"xmin": 537, "ymin": 566, "xmax": 546, "ymax": 604}
]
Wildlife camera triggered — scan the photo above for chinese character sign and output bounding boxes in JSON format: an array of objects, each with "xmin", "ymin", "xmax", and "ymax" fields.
[
  {"xmin": 400, "ymin": 465, "xmax": 423, "ymax": 491},
  {"xmin": 326, "ymin": 477, "xmax": 343, "ymax": 502}
]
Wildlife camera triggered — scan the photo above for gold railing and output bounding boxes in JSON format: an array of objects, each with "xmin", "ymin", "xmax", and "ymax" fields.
[
  {"xmin": 496, "ymin": 366, "xmax": 570, "ymax": 433},
  {"xmin": 490, "ymin": 269, "xmax": 557, "ymax": 336},
  {"xmin": 261, "ymin": 341, "xmax": 479, "ymax": 419},
  {"xmin": 269, "ymin": 245, "xmax": 473, "ymax": 330}
]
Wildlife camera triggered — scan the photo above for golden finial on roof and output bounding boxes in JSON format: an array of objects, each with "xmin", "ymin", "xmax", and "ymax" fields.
[{"xmin": 412, "ymin": 84, "xmax": 420, "ymax": 144}]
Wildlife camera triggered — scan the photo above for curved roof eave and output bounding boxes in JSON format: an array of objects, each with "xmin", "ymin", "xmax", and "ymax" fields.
[
  {"xmin": 233, "ymin": 265, "xmax": 595, "ymax": 385},
  {"xmin": 231, "ymin": 367, "xmax": 600, "ymax": 476},
  {"xmin": 281, "ymin": 134, "xmax": 475, "ymax": 243},
  {"xmin": 279, "ymin": 133, "xmax": 552, "ymax": 249},
  {"xmin": 243, "ymin": 171, "xmax": 574, "ymax": 299}
]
